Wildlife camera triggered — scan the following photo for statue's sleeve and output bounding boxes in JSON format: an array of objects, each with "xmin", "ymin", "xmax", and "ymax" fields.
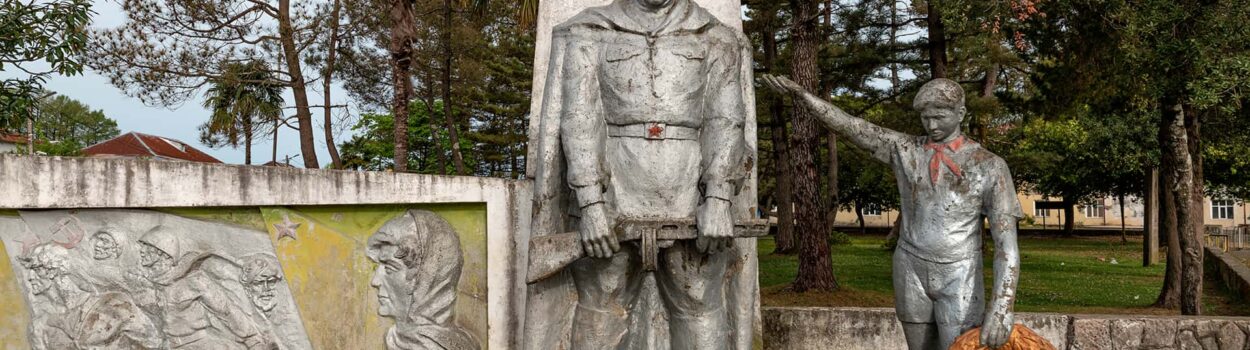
[
  {"xmin": 700, "ymin": 39, "xmax": 748, "ymax": 201},
  {"xmin": 982, "ymin": 158, "xmax": 1025, "ymax": 220},
  {"xmin": 557, "ymin": 36, "xmax": 607, "ymax": 208}
]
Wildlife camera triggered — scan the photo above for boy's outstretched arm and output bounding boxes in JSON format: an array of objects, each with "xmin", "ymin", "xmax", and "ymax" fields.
[{"xmin": 759, "ymin": 74, "xmax": 911, "ymax": 163}]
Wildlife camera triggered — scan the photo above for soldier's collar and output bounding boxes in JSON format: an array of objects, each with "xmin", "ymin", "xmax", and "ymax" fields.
[{"xmin": 602, "ymin": 0, "xmax": 716, "ymax": 36}]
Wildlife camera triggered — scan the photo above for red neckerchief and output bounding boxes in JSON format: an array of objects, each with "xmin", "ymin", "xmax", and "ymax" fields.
[{"xmin": 924, "ymin": 136, "xmax": 965, "ymax": 185}]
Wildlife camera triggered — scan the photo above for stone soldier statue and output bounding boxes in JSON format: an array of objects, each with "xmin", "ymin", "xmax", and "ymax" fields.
[
  {"xmin": 762, "ymin": 75, "xmax": 1023, "ymax": 350},
  {"xmin": 526, "ymin": 0, "xmax": 758, "ymax": 349}
]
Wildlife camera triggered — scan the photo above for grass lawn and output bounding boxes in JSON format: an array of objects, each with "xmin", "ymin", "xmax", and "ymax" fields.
[{"xmin": 758, "ymin": 234, "xmax": 1250, "ymax": 316}]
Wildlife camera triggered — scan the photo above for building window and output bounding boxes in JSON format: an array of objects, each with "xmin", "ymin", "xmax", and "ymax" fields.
[
  {"xmin": 861, "ymin": 205, "xmax": 882, "ymax": 216},
  {"xmin": 1082, "ymin": 204, "xmax": 1104, "ymax": 218},
  {"xmin": 1034, "ymin": 202, "xmax": 1050, "ymax": 217},
  {"xmin": 1213, "ymin": 200, "xmax": 1235, "ymax": 220}
]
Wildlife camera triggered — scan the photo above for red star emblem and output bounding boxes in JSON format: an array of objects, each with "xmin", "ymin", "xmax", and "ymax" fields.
[{"xmin": 647, "ymin": 123, "xmax": 664, "ymax": 139}]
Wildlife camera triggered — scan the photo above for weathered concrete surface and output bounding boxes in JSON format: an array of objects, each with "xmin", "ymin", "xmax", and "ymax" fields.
[
  {"xmin": 764, "ymin": 307, "xmax": 1250, "ymax": 350},
  {"xmin": 525, "ymin": 0, "xmax": 742, "ymax": 163},
  {"xmin": 1207, "ymin": 246, "xmax": 1250, "ymax": 301},
  {"xmin": 763, "ymin": 307, "xmax": 1069, "ymax": 350},
  {"xmin": 0, "ymin": 155, "xmax": 532, "ymax": 350}
]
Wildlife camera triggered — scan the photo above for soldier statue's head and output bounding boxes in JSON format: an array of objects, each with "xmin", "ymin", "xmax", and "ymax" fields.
[
  {"xmin": 20, "ymin": 244, "xmax": 71, "ymax": 296},
  {"xmin": 91, "ymin": 229, "xmax": 121, "ymax": 261},
  {"xmin": 913, "ymin": 78, "xmax": 967, "ymax": 143},
  {"xmin": 137, "ymin": 226, "xmax": 178, "ymax": 280},
  {"xmin": 240, "ymin": 253, "xmax": 283, "ymax": 313}
]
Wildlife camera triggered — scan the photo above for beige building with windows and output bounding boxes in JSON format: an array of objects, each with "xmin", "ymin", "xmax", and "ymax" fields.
[{"xmin": 831, "ymin": 193, "xmax": 1249, "ymax": 229}]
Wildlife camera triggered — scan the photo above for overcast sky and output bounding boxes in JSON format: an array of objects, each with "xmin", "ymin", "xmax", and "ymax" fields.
[{"xmin": 2, "ymin": 1, "xmax": 354, "ymax": 167}]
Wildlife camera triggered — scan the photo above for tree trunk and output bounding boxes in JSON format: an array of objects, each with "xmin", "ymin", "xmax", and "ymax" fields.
[
  {"xmin": 787, "ymin": 0, "xmax": 837, "ymax": 292},
  {"xmin": 243, "ymin": 116, "xmax": 253, "ymax": 165},
  {"xmin": 1120, "ymin": 193, "xmax": 1128, "ymax": 244},
  {"xmin": 321, "ymin": 0, "xmax": 344, "ymax": 169},
  {"xmin": 271, "ymin": 118, "xmax": 279, "ymax": 164},
  {"xmin": 442, "ymin": 0, "xmax": 468, "ymax": 175},
  {"xmin": 763, "ymin": 23, "xmax": 796, "ymax": 255},
  {"xmin": 925, "ymin": 0, "xmax": 948, "ymax": 79},
  {"xmin": 976, "ymin": 64, "xmax": 999, "ymax": 140},
  {"xmin": 855, "ymin": 201, "xmax": 866, "ymax": 234},
  {"xmin": 1156, "ymin": 137, "xmax": 1181, "ymax": 308},
  {"xmin": 1179, "ymin": 102, "xmax": 1203, "ymax": 315},
  {"xmin": 420, "ymin": 87, "xmax": 448, "ymax": 174},
  {"xmin": 390, "ymin": 0, "xmax": 415, "ymax": 172},
  {"xmin": 1062, "ymin": 198, "xmax": 1076, "ymax": 237},
  {"xmin": 277, "ymin": 0, "xmax": 319, "ymax": 168},
  {"xmin": 1156, "ymin": 98, "xmax": 1202, "ymax": 314}
]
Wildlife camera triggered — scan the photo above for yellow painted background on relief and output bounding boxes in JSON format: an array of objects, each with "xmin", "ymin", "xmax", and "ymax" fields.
[{"xmin": 260, "ymin": 204, "xmax": 488, "ymax": 350}]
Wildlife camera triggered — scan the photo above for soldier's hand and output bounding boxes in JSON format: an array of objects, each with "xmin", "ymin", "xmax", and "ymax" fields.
[
  {"xmin": 697, "ymin": 197, "xmax": 734, "ymax": 254},
  {"xmin": 980, "ymin": 309, "xmax": 1014, "ymax": 349},
  {"xmin": 759, "ymin": 74, "xmax": 809, "ymax": 98},
  {"xmin": 579, "ymin": 203, "xmax": 619, "ymax": 259}
]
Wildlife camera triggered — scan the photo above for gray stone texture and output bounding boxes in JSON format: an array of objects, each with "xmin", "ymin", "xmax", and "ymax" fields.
[
  {"xmin": 764, "ymin": 307, "xmax": 1250, "ymax": 350},
  {"xmin": 1207, "ymin": 247, "xmax": 1250, "ymax": 309},
  {"xmin": 0, "ymin": 155, "xmax": 530, "ymax": 350}
]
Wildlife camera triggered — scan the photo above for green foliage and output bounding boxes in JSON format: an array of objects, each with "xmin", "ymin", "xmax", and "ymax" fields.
[
  {"xmin": 340, "ymin": 100, "xmax": 476, "ymax": 173},
  {"xmin": 29, "ymin": 94, "xmax": 120, "ymax": 156},
  {"xmin": 198, "ymin": 60, "xmax": 284, "ymax": 163},
  {"xmin": 0, "ymin": 0, "xmax": 93, "ymax": 127},
  {"xmin": 337, "ymin": 0, "xmax": 532, "ymax": 177},
  {"xmin": 828, "ymin": 231, "xmax": 852, "ymax": 246},
  {"xmin": 1006, "ymin": 111, "xmax": 1155, "ymax": 204}
]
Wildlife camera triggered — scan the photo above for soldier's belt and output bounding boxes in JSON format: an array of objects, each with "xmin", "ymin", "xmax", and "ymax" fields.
[
  {"xmin": 526, "ymin": 218, "xmax": 769, "ymax": 284},
  {"xmin": 607, "ymin": 122, "xmax": 699, "ymax": 140}
]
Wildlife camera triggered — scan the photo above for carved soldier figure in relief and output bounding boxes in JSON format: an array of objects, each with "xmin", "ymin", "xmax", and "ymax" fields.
[
  {"xmin": 762, "ymin": 76, "xmax": 1023, "ymax": 350},
  {"xmin": 531, "ymin": 0, "xmax": 754, "ymax": 348},
  {"xmin": 366, "ymin": 210, "xmax": 478, "ymax": 350},
  {"xmin": 137, "ymin": 226, "xmax": 272, "ymax": 350},
  {"xmin": 91, "ymin": 230, "xmax": 121, "ymax": 261},
  {"xmin": 20, "ymin": 244, "xmax": 161, "ymax": 350}
]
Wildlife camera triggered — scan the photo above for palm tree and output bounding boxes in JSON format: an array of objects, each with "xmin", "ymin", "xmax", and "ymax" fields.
[{"xmin": 199, "ymin": 60, "xmax": 285, "ymax": 165}]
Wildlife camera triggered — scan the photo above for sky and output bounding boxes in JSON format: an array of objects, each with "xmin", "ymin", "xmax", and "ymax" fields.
[
  {"xmin": 2, "ymin": 1, "xmax": 355, "ymax": 167},
  {"xmin": 6, "ymin": 1, "xmax": 919, "ymax": 167}
]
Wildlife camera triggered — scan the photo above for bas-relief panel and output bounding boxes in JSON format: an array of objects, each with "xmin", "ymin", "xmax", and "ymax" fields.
[
  {"xmin": 0, "ymin": 209, "xmax": 312, "ymax": 350},
  {"xmin": 260, "ymin": 204, "xmax": 486, "ymax": 350},
  {"xmin": 0, "ymin": 205, "xmax": 487, "ymax": 350}
]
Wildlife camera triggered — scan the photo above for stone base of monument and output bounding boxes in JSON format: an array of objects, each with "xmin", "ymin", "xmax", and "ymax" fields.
[{"xmin": 764, "ymin": 307, "xmax": 1250, "ymax": 350}]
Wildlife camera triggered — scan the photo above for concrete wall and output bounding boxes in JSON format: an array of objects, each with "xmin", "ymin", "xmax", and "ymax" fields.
[
  {"xmin": 764, "ymin": 307, "xmax": 1250, "ymax": 350},
  {"xmin": 0, "ymin": 155, "xmax": 532, "ymax": 349},
  {"xmin": 1208, "ymin": 246, "xmax": 1250, "ymax": 301}
]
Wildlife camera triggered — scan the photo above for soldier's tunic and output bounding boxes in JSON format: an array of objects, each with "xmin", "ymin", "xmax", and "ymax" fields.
[{"xmin": 554, "ymin": 1, "xmax": 749, "ymax": 349}]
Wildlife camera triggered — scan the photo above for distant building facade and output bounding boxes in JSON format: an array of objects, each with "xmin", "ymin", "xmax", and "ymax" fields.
[
  {"xmin": 82, "ymin": 132, "xmax": 222, "ymax": 163},
  {"xmin": 833, "ymin": 192, "xmax": 1248, "ymax": 229}
]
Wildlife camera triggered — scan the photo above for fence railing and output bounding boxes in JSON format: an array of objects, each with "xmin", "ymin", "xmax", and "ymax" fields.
[{"xmin": 1206, "ymin": 225, "xmax": 1250, "ymax": 251}]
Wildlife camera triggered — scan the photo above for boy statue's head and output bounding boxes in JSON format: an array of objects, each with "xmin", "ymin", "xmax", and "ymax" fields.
[{"xmin": 913, "ymin": 78, "xmax": 967, "ymax": 143}]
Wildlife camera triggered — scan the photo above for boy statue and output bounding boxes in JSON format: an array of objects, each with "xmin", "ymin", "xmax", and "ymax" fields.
[{"xmin": 761, "ymin": 75, "xmax": 1022, "ymax": 350}]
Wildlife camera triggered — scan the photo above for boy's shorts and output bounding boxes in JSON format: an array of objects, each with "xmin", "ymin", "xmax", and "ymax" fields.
[{"xmin": 892, "ymin": 247, "xmax": 984, "ymax": 327}]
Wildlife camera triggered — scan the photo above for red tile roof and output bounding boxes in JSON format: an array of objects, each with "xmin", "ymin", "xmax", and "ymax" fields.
[
  {"xmin": 82, "ymin": 132, "xmax": 223, "ymax": 163},
  {"xmin": 0, "ymin": 133, "xmax": 28, "ymax": 144}
]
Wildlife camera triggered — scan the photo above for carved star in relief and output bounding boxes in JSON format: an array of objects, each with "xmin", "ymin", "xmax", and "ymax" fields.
[{"xmin": 273, "ymin": 214, "xmax": 301, "ymax": 242}]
